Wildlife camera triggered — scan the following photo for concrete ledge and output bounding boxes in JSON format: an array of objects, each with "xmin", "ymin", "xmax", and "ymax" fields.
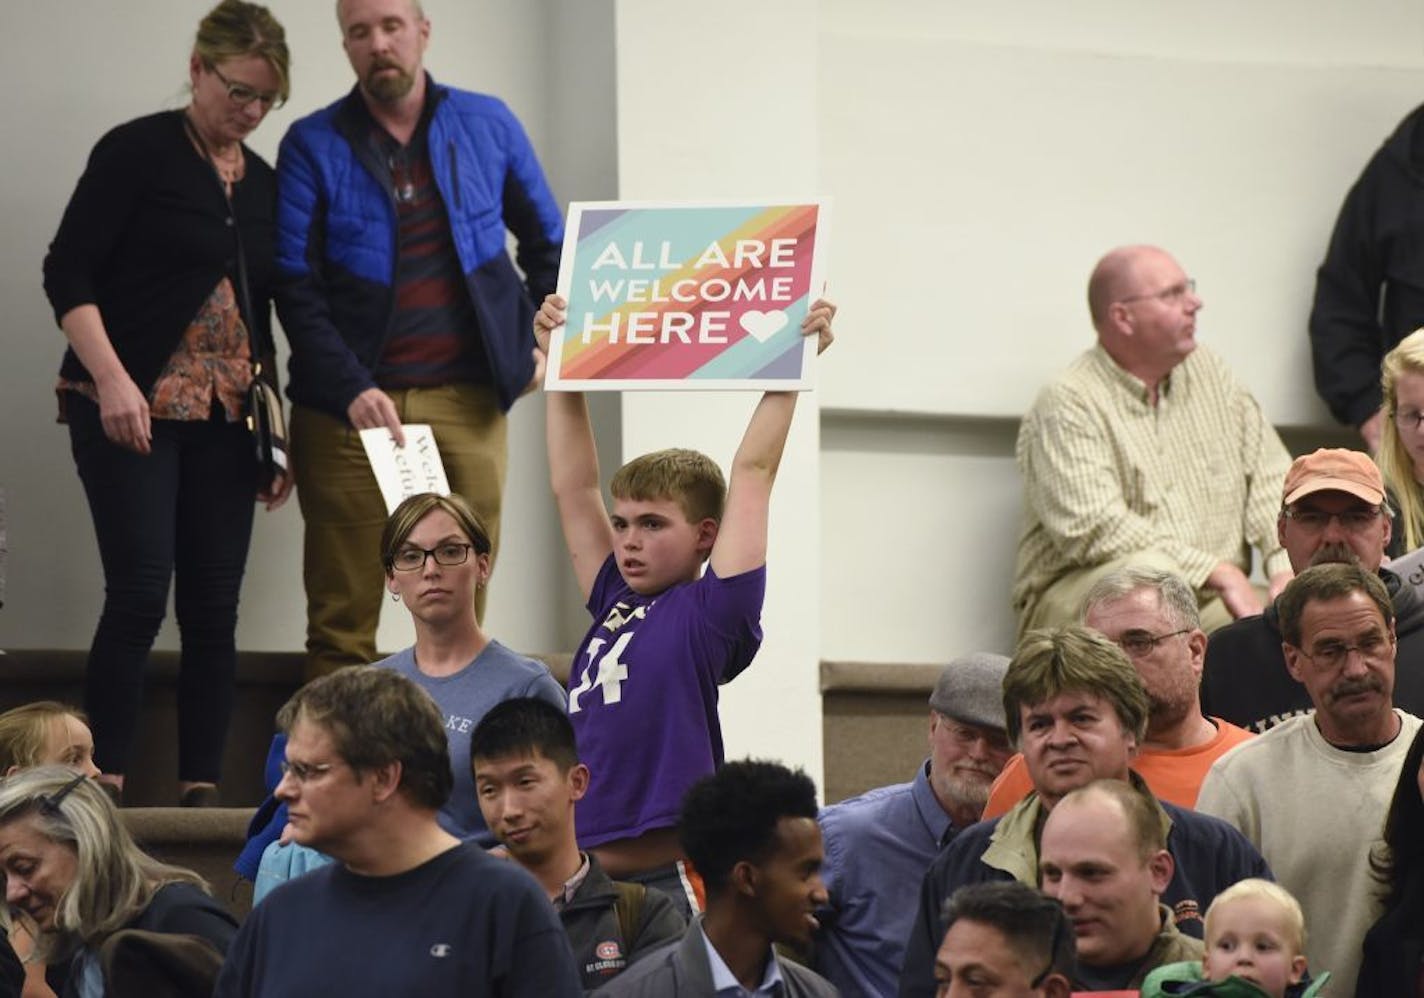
[
  {"xmin": 820, "ymin": 661, "xmax": 936, "ymax": 806},
  {"xmin": 120, "ymin": 807, "xmax": 256, "ymax": 922},
  {"xmin": 820, "ymin": 660, "xmax": 941, "ymax": 694}
]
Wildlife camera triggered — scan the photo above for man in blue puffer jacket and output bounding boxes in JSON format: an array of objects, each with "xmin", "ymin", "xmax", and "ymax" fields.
[{"xmin": 276, "ymin": 0, "xmax": 563, "ymax": 679}]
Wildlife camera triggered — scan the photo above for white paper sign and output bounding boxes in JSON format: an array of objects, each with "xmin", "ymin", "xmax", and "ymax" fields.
[{"xmin": 359, "ymin": 425, "xmax": 450, "ymax": 514}]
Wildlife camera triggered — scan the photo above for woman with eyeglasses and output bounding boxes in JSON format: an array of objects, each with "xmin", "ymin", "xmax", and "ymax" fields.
[
  {"xmin": 375, "ymin": 491, "xmax": 568, "ymax": 841},
  {"xmin": 40, "ymin": 0, "xmax": 291, "ymax": 809},
  {"xmin": 0, "ymin": 767, "xmax": 237, "ymax": 998},
  {"xmin": 1380, "ymin": 329, "xmax": 1424, "ymax": 557},
  {"xmin": 239, "ymin": 492, "xmax": 565, "ymax": 901}
]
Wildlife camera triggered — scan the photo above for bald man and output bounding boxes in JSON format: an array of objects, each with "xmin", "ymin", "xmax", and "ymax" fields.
[{"xmin": 1012, "ymin": 245, "xmax": 1292, "ymax": 638}]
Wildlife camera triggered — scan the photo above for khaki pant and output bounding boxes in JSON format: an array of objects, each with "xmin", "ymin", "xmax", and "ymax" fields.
[
  {"xmin": 291, "ymin": 384, "xmax": 507, "ymax": 679},
  {"xmin": 1018, "ymin": 550, "xmax": 1265, "ymax": 643}
]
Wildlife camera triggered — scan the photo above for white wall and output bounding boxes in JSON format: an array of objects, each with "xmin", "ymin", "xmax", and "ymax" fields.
[
  {"xmin": 816, "ymin": 0, "xmax": 1424, "ymax": 665},
  {"xmin": 613, "ymin": 0, "xmax": 825, "ymax": 782}
]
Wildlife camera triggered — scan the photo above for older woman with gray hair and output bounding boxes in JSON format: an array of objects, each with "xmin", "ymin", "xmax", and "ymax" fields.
[{"xmin": 0, "ymin": 767, "xmax": 236, "ymax": 997}]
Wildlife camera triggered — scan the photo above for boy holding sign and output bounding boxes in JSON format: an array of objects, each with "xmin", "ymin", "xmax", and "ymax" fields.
[{"xmin": 533, "ymin": 292, "xmax": 835, "ymax": 917}]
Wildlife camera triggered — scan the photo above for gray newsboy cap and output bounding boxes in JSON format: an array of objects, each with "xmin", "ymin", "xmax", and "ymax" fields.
[{"xmin": 928, "ymin": 652, "xmax": 1009, "ymax": 732}]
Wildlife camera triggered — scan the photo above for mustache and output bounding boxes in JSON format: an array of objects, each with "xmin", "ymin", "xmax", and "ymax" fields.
[
  {"xmin": 1310, "ymin": 542, "xmax": 1361, "ymax": 568},
  {"xmin": 1327, "ymin": 676, "xmax": 1385, "ymax": 702}
]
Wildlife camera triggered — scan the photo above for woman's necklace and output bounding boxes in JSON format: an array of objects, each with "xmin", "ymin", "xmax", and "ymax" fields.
[{"xmin": 184, "ymin": 109, "xmax": 243, "ymax": 188}]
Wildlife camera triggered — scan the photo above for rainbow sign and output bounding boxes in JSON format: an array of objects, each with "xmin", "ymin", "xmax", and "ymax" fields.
[{"xmin": 546, "ymin": 200, "xmax": 830, "ymax": 391}]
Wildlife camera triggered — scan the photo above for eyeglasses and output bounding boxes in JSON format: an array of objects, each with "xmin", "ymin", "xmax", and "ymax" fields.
[
  {"xmin": 278, "ymin": 760, "xmax": 338, "ymax": 784},
  {"xmin": 1114, "ymin": 628, "xmax": 1190, "ymax": 658},
  {"xmin": 209, "ymin": 64, "xmax": 285, "ymax": 110},
  {"xmin": 38, "ymin": 772, "xmax": 90, "ymax": 817},
  {"xmin": 1294, "ymin": 633, "xmax": 1391, "ymax": 670},
  {"xmin": 1280, "ymin": 507, "xmax": 1383, "ymax": 533},
  {"xmin": 1117, "ymin": 278, "xmax": 1197, "ymax": 306},
  {"xmin": 1394, "ymin": 408, "xmax": 1424, "ymax": 433},
  {"xmin": 390, "ymin": 543, "xmax": 474, "ymax": 572}
]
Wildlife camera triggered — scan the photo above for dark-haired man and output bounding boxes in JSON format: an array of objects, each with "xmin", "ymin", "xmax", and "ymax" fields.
[
  {"xmin": 898, "ymin": 626, "xmax": 1270, "ymax": 998},
  {"xmin": 595, "ymin": 760, "xmax": 837, "ymax": 997},
  {"xmin": 1203, "ymin": 447, "xmax": 1424, "ymax": 732},
  {"xmin": 1198, "ymin": 562, "xmax": 1423, "ymax": 995},
  {"xmin": 935, "ymin": 881, "xmax": 1074, "ymax": 998},
  {"xmin": 215, "ymin": 667, "xmax": 581, "ymax": 997},
  {"xmin": 472, "ymin": 698, "xmax": 685, "ymax": 992}
]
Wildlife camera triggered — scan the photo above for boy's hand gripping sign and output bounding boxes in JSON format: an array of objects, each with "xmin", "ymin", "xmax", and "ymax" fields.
[{"xmin": 546, "ymin": 200, "xmax": 830, "ymax": 391}]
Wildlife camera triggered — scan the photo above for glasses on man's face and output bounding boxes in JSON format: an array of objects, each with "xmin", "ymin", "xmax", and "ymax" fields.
[
  {"xmin": 279, "ymin": 760, "xmax": 338, "ymax": 784},
  {"xmin": 1295, "ymin": 632, "xmax": 1391, "ymax": 670},
  {"xmin": 1280, "ymin": 507, "xmax": 1382, "ymax": 534},
  {"xmin": 1117, "ymin": 278, "xmax": 1197, "ymax": 306},
  {"xmin": 1394, "ymin": 408, "xmax": 1424, "ymax": 433},
  {"xmin": 390, "ymin": 543, "xmax": 474, "ymax": 573},
  {"xmin": 1114, "ymin": 628, "xmax": 1190, "ymax": 658},
  {"xmin": 209, "ymin": 64, "xmax": 284, "ymax": 111}
]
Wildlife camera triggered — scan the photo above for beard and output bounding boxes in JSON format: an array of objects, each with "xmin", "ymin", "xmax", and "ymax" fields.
[
  {"xmin": 364, "ymin": 60, "xmax": 417, "ymax": 102},
  {"xmin": 941, "ymin": 771, "xmax": 994, "ymax": 814}
]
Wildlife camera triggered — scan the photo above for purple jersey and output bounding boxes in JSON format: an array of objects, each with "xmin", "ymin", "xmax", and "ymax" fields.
[{"xmin": 570, "ymin": 554, "xmax": 765, "ymax": 847}]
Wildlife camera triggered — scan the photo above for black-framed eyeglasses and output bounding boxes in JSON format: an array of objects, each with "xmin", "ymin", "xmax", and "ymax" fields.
[
  {"xmin": 38, "ymin": 772, "xmax": 90, "ymax": 817},
  {"xmin": 278, "ymin": 760, "xmax": 339, "ymax": 784},
  {"xmin": 390, "ymin": 543, "xmax": 475, "ymax": 572},
  {"xmin": 1294, "ymin": 633, "xmax": 1392, "ymax": 670},
  {"xmin": 209, "ymin": 64, "xmax": 285, "ymax": 110},
  {"xmin": 1118, "ymin": 278, "xmax": 1196, "ymax": 306},
  {"xmin": 1280, "ymin": 507, "xmax": 1383, "ymax": 533},
  {"xmin": 1114, "ymin": 628, "xmax": 1191, "ymax": 658},
  {"xmin": 1393, "ymin": 408, "xmax": 1424, "ymax": 433}
]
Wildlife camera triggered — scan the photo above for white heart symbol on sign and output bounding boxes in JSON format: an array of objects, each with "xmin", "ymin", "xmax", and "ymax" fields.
[{"xmin": 739, "ymin": 309, "xmax": 789, "ymax": 343}]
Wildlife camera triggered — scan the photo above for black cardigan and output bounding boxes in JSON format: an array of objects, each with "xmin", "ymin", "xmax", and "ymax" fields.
[{"xmin": 43, "ymin": 109, "xmax": 278, "ymax": 396}]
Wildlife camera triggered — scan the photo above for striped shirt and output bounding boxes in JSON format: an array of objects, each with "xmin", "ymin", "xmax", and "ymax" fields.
[
  {"xmin": 1012, "ymin": 343, "xmax": 1291, "ymax": 614},
  {"xmin": 373, "ymin": 118, "xmax": 489, "ymax": 388}
]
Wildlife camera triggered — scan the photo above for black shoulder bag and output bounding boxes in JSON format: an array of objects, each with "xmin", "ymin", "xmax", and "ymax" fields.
[{"xmin": 184, "ymin": 113, "xmax": 288, "ymax": 490}]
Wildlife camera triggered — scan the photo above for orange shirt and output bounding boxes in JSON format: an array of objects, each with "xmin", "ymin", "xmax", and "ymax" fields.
[{"xmin": 982, "ymin": 717, "xmax": 1254, "ymax": 818}]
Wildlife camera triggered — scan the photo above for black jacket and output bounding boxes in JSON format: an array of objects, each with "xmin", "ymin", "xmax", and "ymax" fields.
[
  {"xmin": 1356, "ymin": 869, "xmax": 1424, "ymax": 998},
  {"xmin": 1202, "ymin": 567, "xmax": 1424, "ymax": 732},
  {"xmin": 1309, "ymin": 102, "xmax": 1424, "ymax": 427},
  {"xmin": 44, "ymin": 111, "xmax": 278, "ymax": 396}
]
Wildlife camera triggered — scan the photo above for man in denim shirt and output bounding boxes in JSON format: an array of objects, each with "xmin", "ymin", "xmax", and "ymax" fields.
[{"xmin": 813, "ymin": 653, "xmax": 1012, "ymax": 997}]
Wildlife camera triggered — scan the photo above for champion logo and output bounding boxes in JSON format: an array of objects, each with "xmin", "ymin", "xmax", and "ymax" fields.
[
  {"xmin": 430, "ymin": 943, "xmax": 454, "ymax": 958},
  {"xmin": 595, "ymin": 940, "xmax": 624, "ymax": 961}
]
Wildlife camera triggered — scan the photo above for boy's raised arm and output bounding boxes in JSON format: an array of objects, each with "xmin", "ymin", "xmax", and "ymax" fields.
[
  {"xmin": 710, "ymin": 299, "xmax": 836, "ymax": 579},
  {"xmin": 535, "ymin": 295, "xmax": 615, "ymax": 601}
]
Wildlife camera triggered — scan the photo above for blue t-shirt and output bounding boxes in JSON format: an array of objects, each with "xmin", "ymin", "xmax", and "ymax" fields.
[
  {"xmin": 378, "ymin": 641, "xmax": 567, "ymax": 843},
  {"xmin": 570, "ymin": 554, "xmax": 765, "ymax": 847}
]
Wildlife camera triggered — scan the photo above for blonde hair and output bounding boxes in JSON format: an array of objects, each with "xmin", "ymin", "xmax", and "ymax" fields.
[
  {"xmin": 0, "ymin": 767, "xmax": 207, "ymax": 962},
  {"xmin": 1381, "ymin": 328, "xmax": 1424, "ymax": 552},
  {"xmin": 0, "ymin": 703, "xmax": 87, "ymax": 773},
  {"xmin": 1204, "ymin": 878, "xmax": 1307, "ymax": 956},
  {"xmin": 611, "ymin": 448, "xmax": 726, "ymax": 525},
  {"xmin": 194, "ymin": 0, "xmax": 291, "ymax": 104}
]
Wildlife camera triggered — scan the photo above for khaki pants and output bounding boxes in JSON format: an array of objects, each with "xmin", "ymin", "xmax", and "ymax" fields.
[
  {"xmin": 291, "ymin": 384, "xmax": 507, "ymax": 679},
  {"xmin": 1018, "ymin": 550, "xmax": 1265, "ymax": 643}
]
